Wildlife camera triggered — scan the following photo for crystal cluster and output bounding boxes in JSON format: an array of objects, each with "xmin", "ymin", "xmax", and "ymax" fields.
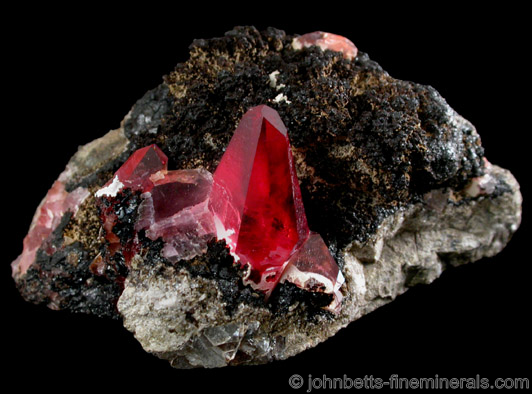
[
  {"xmin": 95, "ymin": 144, "xmax": 169, "ymax": 264},
  {"xmin": 96, "ymin": 144, "xmax": 215, "ymax": 264},
  {"xmin": 95, "ymin": 105, "xmax": 344, "ymax": 311},
  {"xmin": 210, "ymin": 105, "xmax": 344, "ymax": 309}
]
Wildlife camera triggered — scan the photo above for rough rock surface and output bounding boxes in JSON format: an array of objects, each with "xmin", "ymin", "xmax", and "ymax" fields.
[
  {"xmin": 118, "ymin": 164, "xmax": 521, "ymax": 367},
  {"xmin": 12, "ymin": 26, "xmax": 522, "ymax": 367}
]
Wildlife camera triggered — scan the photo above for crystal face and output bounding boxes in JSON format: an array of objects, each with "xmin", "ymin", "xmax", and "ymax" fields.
[
  {"xmin": 136, "ymin": 169, "xmax": 215, "ymax": 261},
  {"xmin": 281, "ymin": 232, "xmax": 345, "ymax": 313},
  {"xmin": 209, "ymin": 105, "xmax": 310, "ymax": 294},
  {"xmin": 95, "ymin": 144, "xmax": 168, "ymax": 198}
]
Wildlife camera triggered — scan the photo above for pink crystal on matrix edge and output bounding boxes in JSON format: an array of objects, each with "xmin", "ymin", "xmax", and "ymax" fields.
[
  {"xmin": 11, "ymin": 181, "xmax": 89, "ymax": 277},
  {"xmin": 292, "ymin": 31, "xmax": 358, "ymax": 60},
  {"xmin": 209, "ymin": 105, "xmax": 344, "ymax": 310}
]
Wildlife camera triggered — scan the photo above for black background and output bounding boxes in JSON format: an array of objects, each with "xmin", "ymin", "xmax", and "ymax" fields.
[{"xmin": 3, "ymin": 5, "xmax": 529, "ymax": 391}]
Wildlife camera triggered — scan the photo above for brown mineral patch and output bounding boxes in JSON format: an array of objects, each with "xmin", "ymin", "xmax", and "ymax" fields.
[
  {"xmin": 63, "ymin": 191, "xmax": 103, "ymax": 257},
  {"xmin": 350, "ymin": 71, "xmax": 391, "ymax": 96}
]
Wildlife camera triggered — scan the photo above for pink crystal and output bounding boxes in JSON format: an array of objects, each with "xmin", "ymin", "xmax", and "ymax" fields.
[
  {"xmin": 292, "ymin": 31, "xmax": 358, "ymax": 60},
  {"xmin": 11, "ymin": 180, "xmax": 89, "ymax": 277},
  {"xmin": 137, "ymin": 169, "xmax": 215, "ymax": 261}
]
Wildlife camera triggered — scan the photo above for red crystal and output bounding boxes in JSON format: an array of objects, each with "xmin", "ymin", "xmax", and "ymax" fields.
[
  {"xmin": 96, "ymin": 144, "xmax": 168, "ymax": 198},
  {"xmin": 116, "ymin": 144, "xmax": 168, "ymax": 191},
  {"xmin": 95, "ymin": 144, "xmax": 168, "ymax": 264},
  {"xmin": 210, "ymin": 105, "xmax": 310, "ymax": 294},
  {"xmin": 281, "ymin": 232, "xmax": 345, "ymax": 313},
  {"xmin": 292, "ymin": 31, "xmax": 358, "ymax": 60},
  {"xmin": 93, "ymin": 113, "xmax": 344, "ymax": 311}
]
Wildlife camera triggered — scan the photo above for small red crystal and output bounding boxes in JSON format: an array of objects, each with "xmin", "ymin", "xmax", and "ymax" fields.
[
  {"xmin": 96, "ymin": 144, "xmax": 168, "ymax": 198},
  {"xmin": 210, "ymin": 105, "xmax": 310, "ymax": 294},
  {"xmin": 281, "ymin": 232, "xmax": 345, "ymax": 313},
  {"xmin": 118, "ymin": 145, "xmax": 167, "ymax": 189},
  {"xmin": 95, "ymin": 144, "xmax": 168, "ymax": 264}
]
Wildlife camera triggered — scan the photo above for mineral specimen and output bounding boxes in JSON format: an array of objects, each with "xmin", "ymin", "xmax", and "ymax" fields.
[
  {"xmin": 11, "ymin": 26, "xmax": 522, "ymax": 369},
  {"xmin": 94, "ymin": 104, "xmax": 343, "ymax": 309}
]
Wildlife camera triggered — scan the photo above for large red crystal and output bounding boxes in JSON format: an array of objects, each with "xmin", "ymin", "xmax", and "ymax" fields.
[
  {"xmin": 210, "ymin": 105, "xmax": 310, "ymax": 294},
  {"xmin": 210, "ymin": 105, "xmax": 345, "ymax": 310}
]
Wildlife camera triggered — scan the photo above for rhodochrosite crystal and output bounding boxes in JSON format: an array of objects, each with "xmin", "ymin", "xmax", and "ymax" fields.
[
  {"xmin": 210, "ymin": 105, "xmax": 344, "ymax": 307},
  {"xmin": 96, "ymin": 145, "xmax": 214, "ymax": 264},
  {"xmin": 96, "ymin": 144, "xmax": 168, "ymax": 197},
  {"xmin": 96, "ymin": 144, "xmax": 169, "ymax": 263},
  {"xmin": 281, "ymin": 232, "xmax": 344, "ymax": 313},
  {"xmin": 136, "ymin": 169, "xmax": 215, "ymax": 261},
  {"xmin": 210, "ymin": 105, "xmax": 308, "ymax": 293}
]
